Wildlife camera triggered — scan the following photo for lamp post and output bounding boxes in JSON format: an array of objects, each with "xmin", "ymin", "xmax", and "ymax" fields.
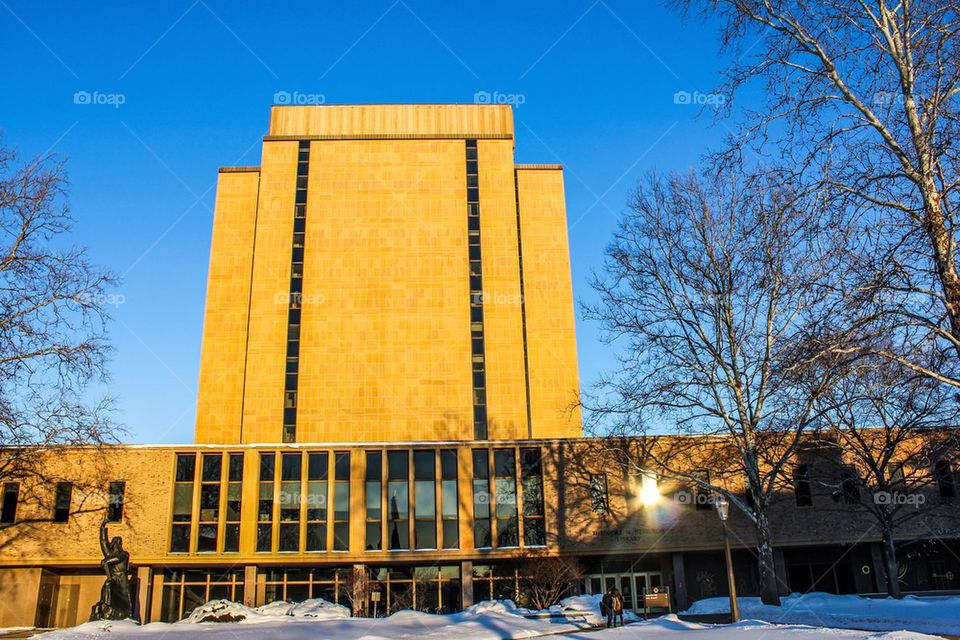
[{"xmin": 714, "ymin": 494, "xmax": 740, "ymax": 623}]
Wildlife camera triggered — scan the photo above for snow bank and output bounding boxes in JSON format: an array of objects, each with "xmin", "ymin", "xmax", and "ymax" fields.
[
  {"xmin": 682, "ymin": 592, "xmax": 960, "ymax": 636},
  {"xmin": 179, "ymin": 597, "xmax": 350, "ymax": 623},
  {"xmin": 549, "ymin": 593, "xmax": 640, "ymax": 625}
]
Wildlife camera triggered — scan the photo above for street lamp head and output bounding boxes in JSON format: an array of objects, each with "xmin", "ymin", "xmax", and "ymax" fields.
[{"xmin": 715, "ymin": 494, "xmax": 729, "ymax": 522}]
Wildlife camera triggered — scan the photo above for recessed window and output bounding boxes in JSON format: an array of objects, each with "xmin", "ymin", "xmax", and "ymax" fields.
[
  {"xmin": 936, "ymin": 460, "xmax": 956, "ymax": 498},
  {"xmin": 590, "ymin": 474, "xmax": 609, "ymax": 514},
  {"xmin": 53, "ymin": 482, "xmax": 72, "ymax": 523},
  {"xmin": 794, "ymin": 465, "xmax": 812, "ymax": 507},
  {"xmin": 1, "ymin": 483, "xmax": 19, "ymax": 524},
  {"xmin": 840, "ymin": 468, "xmax": 860, "ymax": 504},
  {"xmin": 108, "ymin": 482, "xmax": 125, "ymax": 523}
]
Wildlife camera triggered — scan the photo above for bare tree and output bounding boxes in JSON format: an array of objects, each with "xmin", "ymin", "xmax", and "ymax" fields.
[
  {"xmin": 817, "ymin": 357, "xmax": 960, "ymax": 597},
  {"xmin": 0, "ymin": 144, "xmax": 118, "ymax": 529},
  {"xmin": 516, "ymin": 556, "xmax": 581, "ymax": 610},
  {"xmin": 586, "ymin": 165, "xmax": 850, "ymax": 605},
  {"xmin": 676, "ymin": 0, "xmax": 960, "ymax": 388}
]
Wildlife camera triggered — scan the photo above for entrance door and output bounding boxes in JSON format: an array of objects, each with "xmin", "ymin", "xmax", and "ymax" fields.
[{"xmin": 585, "ymin": 571, "xmax": 664, "ymax": 615}]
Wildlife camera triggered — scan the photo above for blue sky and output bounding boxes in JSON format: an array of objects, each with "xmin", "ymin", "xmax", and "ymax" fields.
[{"xmin": 0, "ymin": 1, "xmax": 735, "ymax": 444}]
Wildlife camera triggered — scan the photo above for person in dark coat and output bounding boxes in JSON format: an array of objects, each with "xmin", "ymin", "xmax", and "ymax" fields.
[{"xmin": 601, "ymin": 588, "xmax": 614, "ymax": 628}]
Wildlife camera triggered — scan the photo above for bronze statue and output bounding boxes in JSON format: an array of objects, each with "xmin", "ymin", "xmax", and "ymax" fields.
[{"xmin": 90, "ymin": 514, "xmax": 133, "ymax": 621}]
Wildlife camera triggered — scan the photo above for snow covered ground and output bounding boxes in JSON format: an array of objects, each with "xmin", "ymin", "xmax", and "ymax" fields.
[
  {"xmin": 37, "ymin": 612, "xmax": 943, "ymax": 640},
  {"xmin": 683, "ymin": 592, "xmax": 960, "ymax": 637},
  {"xmin": 36, "ymin": 593, "xmax": 953, "ymax": 640}
]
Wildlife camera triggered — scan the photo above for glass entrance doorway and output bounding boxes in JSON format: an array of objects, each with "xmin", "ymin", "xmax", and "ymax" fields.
[{"xmin": 584, "ymin": 571, "xmax": 662, "ymax": 614}]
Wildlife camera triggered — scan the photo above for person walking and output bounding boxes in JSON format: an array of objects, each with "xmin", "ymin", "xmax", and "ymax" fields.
[
  {"xmin": 611, "ymin": 587, "xmax": 624, "ymax": 628},
  {"xmin": 601, "ymin": 587, "xmax": 614, "ymax": 628}
]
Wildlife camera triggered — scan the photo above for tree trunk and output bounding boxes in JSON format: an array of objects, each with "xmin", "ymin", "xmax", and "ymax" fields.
[
  {"xmin": 879, "ymin": 520, "xmax": 902, "ymax": 599},
  {"xmin": 755, "ymin": 508, "xmax": 781, "ymax": 606},
  {"xmin": 922, "ymin": 187, "xmax": 960, "ymax": 354}
]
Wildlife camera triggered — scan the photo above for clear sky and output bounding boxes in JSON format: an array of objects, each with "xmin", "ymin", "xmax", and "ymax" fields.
[{"xmin": 0, "ymin": 1, "xmax": 735, "ymax": 444}]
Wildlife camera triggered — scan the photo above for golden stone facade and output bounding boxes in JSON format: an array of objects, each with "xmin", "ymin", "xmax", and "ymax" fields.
[{"xmin": 196, "ymin": 104, "xmax": 582, "ymax": 444}]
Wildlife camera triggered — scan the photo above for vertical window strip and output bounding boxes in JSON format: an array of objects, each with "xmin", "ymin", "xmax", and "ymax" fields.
[
  {"xmin": 283, "ymin": 140, "xmax": 311, "ymax": 443},
  {"xmin": 224, "ymin": 453, "xmax": 243, "ymax": 552},
  {"xmin": 440, "ymin": 449, "xmax": 459, "ymax": 549},
  {"xmin": 306, "ymin": 452, "xmax": 329, "ymax": 551},
  {"xmin": 388, "ymin": 450, "xmax": 410, "ymax": 550},
  {"xmin": 197, "ymin": 453, "xmax": 222, "ymax": 551},
  {"xmin": 466, "ymin": 140, "xmax": 488, "ymax": 440},
  {"xmin": 493, "ymin": 449, "xmax": 518, "ymax": 547},
  {"xmin": 472, "ymin": 449, "xmax": 491, "ymax": 548},
  {"xmin": 257, "ymin": 453, "xmax": 275, "ymax": 552},
  {"xmin": 170, "ymin": 453, "xmax": 196, "ymax": 552},
  {"xmin": 413, "ymin": 450, "xmax": 437, "ymax": 550},
  {"xmin": 279, "ymin": 452, "xmax": 302, "ymax": 552},
  {"xmin": 366, "ymin": 451, "xmax": 383, "ymax": 551},
  {"xmin": 520, "ymin": 448, "xmax": 545, "ymax": 546},
  {"xmin": 333, "ymin": 452, "xmax": 350, "ymax": 551}
]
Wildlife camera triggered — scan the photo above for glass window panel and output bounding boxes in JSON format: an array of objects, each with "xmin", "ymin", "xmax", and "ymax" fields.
[
  {"xmin": 176, "ymin": 454, "xmax": 196, "ymax": 482},
  {"xmin": 472, "ymin": 450, "xmax": 489, "ymax": 479},
  {"xmin": 281, "ymin": 453, "xmax": 302, "ymax": 481},
  {"xmin": 524, "ymin": 518, "xmax": 545, "ymax": 546},
  {"xmin": 173, "ymin": 484, "xmax": 193, "ymax": 521},
  {"xmin": 522, "ymin": 477, "xmax": 543, "ymax": 516},
  {"xmin": 308, "ymin": 452, "xmax": 328, "ymax": 481},
  {"xmin": 366, "ymin": 521, "xmax": 382, "ymax": 551},
  {"xmin": 202, "ymin": 454, "xmax": 222, "ymax": 482},
  {"xmin": 279, "ymin": 523, "xmax": 299, "ymax": 552},
  {"xmin": 415, "ymin": 480, "xmax": 436, "ymax": 517},
  {"xmin": 473, "ymin": 480, "xmax": 490, "ymax": 518},
  {"xmin": 258, "ymin": 483, "xmax": 273, "ymax": 521},
  {"xmin": 388, "ymin": 451, "xmax": 408, "ymax": 480},
  {"xmin": 307, "ymin": 481, "xmax": 326, "ymax": 521},
  {"xmin": 415, "ymin": 520, "xmax": 436, "ymax": 550},
  {"xmin": 366, "ymin": 451, "xmax": 382, "ymax": 481},
  {"xmin": 199, "ymin": 484, "xmax": 220, "ymax": 521},
  {"xmin": 494, "ymin": 450, "xmax": 515, "ymax": 478},
  {"xmin": 280, "ymin": 482, "xmax": 301, "ymax": 520},
  {"xmin": 335, "ymin": 452, "xmax": 350, "ymax": 480},
  {"xmin": 170, "ymin": 524, "xmax": 190, "ymax": 552},
  {"xmin": 306, "ymin": 523, "xmax": 326, "ymax": 551},
  {"xmin": 333, "ymin": 523, "xmax": 349, "ymax": 551},
  {"xmin": 495, "ymin": 478, "xmax": 517, "ymax": 517},
  {"xmin": 224, "ymin": 524, "xmax": 240, "ymax": 552},
  {"xmin": 497, "ymin": 518, "xmax": 518, "ymax": 547},
  {"xmin": 260, "ymin": 454, "xmax": 275, "ymax": 481},
  {"xmin": 388, "ymin": 482, "xmax": 409, "ymax": 518},
  {"xmin": 414, "ymin": 451, "xmax": 435, "ymax": 480},
  {"xmin": 197, "ymin": 523, "xmax": 217, "ymax": 552},
  {"xmin": 366, "ymin": 481, "xmax": 382, "ymax": 519},
  {"xmin": 442, "ymin": 520, "xmax": 459, "ymax": 549},
  {"xmin": 228, "ymin": 454, "xmax": 244, "ymax": 482},
  {"xmin": 256, "ymin": 523, "xmax": 272, "ymax": 552},
  {"xmin": 520, "ymin": 448, "xmax": 541, "ymax": 476},
  {"xmin": 441, "ymin": 480, "xmax": 458, "ymax": 518},
  {"xmin": 473, "ymin": 520, "xmax": 491, "ymax": 548},
  {"xmin": 388, "ymin": 519, "xmax": 409, "ymax": 550},
  {"xmin": 334, "ymin": 482, "xmax": 349, "ymax": 520},
  {"xmin": 226, "ymin": 483, "xmax": 242, "ymax": 520}
]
